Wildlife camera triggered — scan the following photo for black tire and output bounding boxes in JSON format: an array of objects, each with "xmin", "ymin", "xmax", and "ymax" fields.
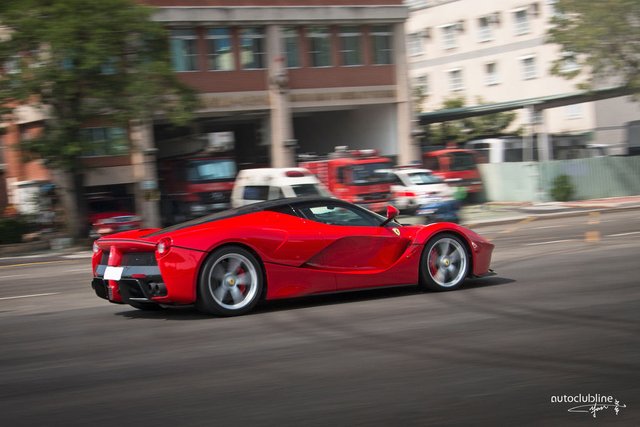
[
  {"xmin": 419, "ymin": 233, "xmax": 469, "ymax": 291},
  {"xmin": 196, "ymin": 246, "xmax": 264, "ymax": 316},
  {"xmin": 128, "ymin": 301, "xmax": 164, "ymax": 311}
]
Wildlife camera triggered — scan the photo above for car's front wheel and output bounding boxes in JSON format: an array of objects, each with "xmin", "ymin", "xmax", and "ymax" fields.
[
  {"xmin": 419, "ymin": 233, "xmax": 469, "ymax": 291},
  {"xmin": 197, "ymin": 246, "xmax": 264, "ymax": 316}
]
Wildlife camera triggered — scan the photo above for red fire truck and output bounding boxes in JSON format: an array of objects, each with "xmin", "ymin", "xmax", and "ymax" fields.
[
  {"xmin": 422, "ymin": 148, "xmax": 483, "ymax": 199},
  {"xmin": 159, "ymin": 153, "xmax": 237, "ymax": 224},
  {"xmin": 300, "ymin": 147, "xmax": 394, "ymax": 213}
]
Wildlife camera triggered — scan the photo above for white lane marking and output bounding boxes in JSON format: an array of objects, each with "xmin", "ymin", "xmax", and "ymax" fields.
[
  {"xmin": 0, "ymin": 274, "xmax": 27, "ymax": 279},
  {"xmin": 531, "ymin": 225, "xmax": 565, "ymax": 230},
  {"xmin": 525, "ymin": 239, "xmax": 575, "ymax": 246},
  {"xmin": 608, "ymin": 231, "xmax": 640, "ymax": 237},
  {"xmin": 68, "ymin": 268, "xmax": 90, "ymax": 273},
  {"xmin": 0, "ymin": 292, "xmax": 60, "ymax": 301}
]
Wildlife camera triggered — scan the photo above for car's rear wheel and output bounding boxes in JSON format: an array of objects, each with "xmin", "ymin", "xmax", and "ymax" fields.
[
  {"xmin": 419, "ymin": 233, "xmax": 469, "ymax": 291},
  {"xmin": 197, "ymin": 246, "xmax": 263, "ymax": 316}
]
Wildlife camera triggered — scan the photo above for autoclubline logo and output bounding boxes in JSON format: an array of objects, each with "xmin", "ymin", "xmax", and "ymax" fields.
[{"xmin": 551, "ymin": 394, "xmax": 627, "ymax": 418}]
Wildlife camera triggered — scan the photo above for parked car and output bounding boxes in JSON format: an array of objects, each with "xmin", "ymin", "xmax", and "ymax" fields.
[
  {"xmin": 89, "ymin": 211, "xmax": 141, "ymax": 239},
  {"xmin": 91, "ymin": 197, "xmax": 495, "ymax": 316},
  {"xmin": 386, "ymin": 167, "xmax": 455, "ymax": 214},
  {"xmin": 231, "ymin": 167, "xmax": 331, "ymax": 208},
  {"xmin": 87, "ymin": 196, "xmax": 140, "ymax": 238}
]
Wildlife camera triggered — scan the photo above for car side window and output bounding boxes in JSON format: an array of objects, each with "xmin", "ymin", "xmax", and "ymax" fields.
[
  {"xmin": 267, "ymin": 205, "xmax": 297, "ymax": 217},
  {"xmin": 243, "ymin": 185, "xmax": 269, "ymax": 201},
  {"xmin": 300, "ymin": 203, "xmax": 378, "ymax": 226},
  {"xmin": 269, "ymin": 186, "xmax": 285, "ymax": 200}
]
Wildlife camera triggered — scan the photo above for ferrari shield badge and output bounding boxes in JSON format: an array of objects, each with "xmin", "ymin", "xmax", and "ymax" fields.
[{"xmin": 392, "ymin": 228, "xmax": 400, "ymax": 236}]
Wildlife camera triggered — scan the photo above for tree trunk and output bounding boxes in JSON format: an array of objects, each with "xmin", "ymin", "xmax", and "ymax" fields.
[{"xmin": 51, "ymin": 167, "xmax": 86, "ymax": 239}]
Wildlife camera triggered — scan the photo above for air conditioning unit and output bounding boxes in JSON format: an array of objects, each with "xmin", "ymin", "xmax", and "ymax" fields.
[
  {"xmin": 489, "ymin": 12, "xmax": 501, "ymax": 25},
  {"xmin": 455, "ymin": 20, "xmax": 465, "ymax": 33}
]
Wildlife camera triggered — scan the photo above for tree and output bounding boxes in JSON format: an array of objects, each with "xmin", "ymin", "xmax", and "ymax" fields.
[
  {"xmin": 424, "ymin": 97, "xmax": 519, "ymax": 147},
  {"xmin": 547, "ymin": 0, "xmax": 640, "ymax": 95},
  {"xmin": 0, "ymin": 0, "xmax": 197, "ymax": 236}
]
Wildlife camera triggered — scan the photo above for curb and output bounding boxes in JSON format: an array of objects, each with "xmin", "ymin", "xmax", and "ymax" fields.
[{"xmin": 462, "ymin": 204, "xmax": 640, "ymax": 227}]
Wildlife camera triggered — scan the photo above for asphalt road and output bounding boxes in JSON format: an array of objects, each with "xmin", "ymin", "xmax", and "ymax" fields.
[{"xmin": 0, "ymin": 210, "xmax": 638, "ymax": 426}]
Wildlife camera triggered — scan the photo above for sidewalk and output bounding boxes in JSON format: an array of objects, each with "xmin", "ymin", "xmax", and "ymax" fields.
[{"xmin": 460, "ymin": 195, "xmax": 640, "ymax": 226}]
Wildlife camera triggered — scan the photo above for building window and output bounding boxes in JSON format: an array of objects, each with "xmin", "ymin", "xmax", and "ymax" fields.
[
  {"xmin": 547, "ymin": 0, "xmax": 560, "ymax": 18},
  {"xmin": 520, "ymin": 56, "xmax": 537, "ymax": 79},
  {"xmin": 371, "ymin": 25, "xmax": 393, "ymax": 65},
  {"xmin": 560, "ymin": 52, "xmax": 580, "ymax": 74},
  {"xmin": 240, "ymin": 27, "xmax": 265, "ymax": 69},
  {"xmin": 81, "ymin": 127, "xmax": 129, "ymax": 157},
  {"xmin": 170, "ymin": 29, "xmax": 198, "ymax": 72},
  {"xmin": 406, "ymin": 0, "xmax": 429, "ymax": 9},
  {"xmin": 441, "ymin": 24, "xmax": 458, "ymax": 50},
  {"xmin": 340, "ymin": 26, "xmax": 362, "ymax": 66},
  {"xmin": 485, "ymin": 62, "xmax": 499, "ymax": 85},
  {"xmin": 283, "ymin": 27, "xmax": 300, "ymax": 68},
  {"xmin": 308, "ymin": 26, "xmax": 332, "ymax": 67},
  {"xmin": 477, "ymin": 16, "xmax": 493, "ymax": 42},
  {"xmin": 513, "ymin": 9, "xmax": 530, "ymax": 35},
  {"xmin": 414, "ymin": 74, "xmax": 429, "ymax": 96},
  {"xmin": 448, "ymin": 68, "xmax": 463, "ymax": 92},
  {"xmin": 407, "ymin": 32, "xmax": 424, "ymax": 56},
  {"xmin": 207, "ymin": 28, "xmax": 234, "ymax": 71}
]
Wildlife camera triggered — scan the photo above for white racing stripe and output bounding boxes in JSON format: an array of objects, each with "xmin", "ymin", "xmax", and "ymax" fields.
[{"xmin": 0, "ymin": 292, "xmax": 60, "ymax": 301}]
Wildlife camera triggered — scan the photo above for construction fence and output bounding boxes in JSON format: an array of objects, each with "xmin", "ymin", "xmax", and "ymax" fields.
[{"xmin": 478, "ymin": 156, "xmax": 640, "ymax": 202}]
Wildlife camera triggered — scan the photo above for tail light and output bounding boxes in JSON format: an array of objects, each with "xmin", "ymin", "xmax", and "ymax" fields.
[
  {"xmin": 397, "ymin": 191, "xmax": 417, "ymax": 198},
  {"xmin": 285, "ymin": 170, "xmax": 305, "ymax": 177},
  {"xmin": 156, "ymin": 237, "xmax": 173, "ymax": 257}
]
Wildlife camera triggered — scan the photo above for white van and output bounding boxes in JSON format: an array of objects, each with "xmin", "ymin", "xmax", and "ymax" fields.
[{"xmin": 231, "ymin": 168, "xmax": 332, "ymax": 208}]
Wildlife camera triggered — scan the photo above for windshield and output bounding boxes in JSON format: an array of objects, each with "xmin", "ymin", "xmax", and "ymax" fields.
[
  {"xmin": 187, "ymin": 159, "xmax": 236, "ymax": 182},
  {"xmin": 349, "ymin": 162, "xmax": 394, "ymax": 185},
  {"xmin": 449, "ymin": 152, "xmax": 477, "ymax": 171},
  {"xmin": 406, "ymin": 172, "xmax": 443, "ymax": 185}
]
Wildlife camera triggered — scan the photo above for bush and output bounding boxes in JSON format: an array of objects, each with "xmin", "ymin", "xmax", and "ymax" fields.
[
  {"xmin": 550, "ymin": 174, "xmax": 575, "ymax": 202},
  {"xmin": 0, "ymin": 217, "xmax": 30, "ymax": 244}
]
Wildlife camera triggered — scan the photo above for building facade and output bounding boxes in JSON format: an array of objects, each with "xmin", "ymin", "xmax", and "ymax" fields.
[
  {"xmin": 2, "ymin": 1, "xmax": 414, "ymax": 227},
  {"xmin": 405, "ymin": 0, "xmax": 638, "ymax": 155},
  {"xmin": 143, "ymin": 0, "xmax": 414, "ymax": 167}
]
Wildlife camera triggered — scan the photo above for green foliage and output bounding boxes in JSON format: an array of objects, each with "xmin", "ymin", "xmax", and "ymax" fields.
[
  {"xmin": 0, "ymin": 217, "xmax": 29, "ymax": 244},
  {"xmin": 0, "ymin": 0, "xmax": 198, "ymax": 170},
  {"xmin": 547, "ymin": 0, "xmax": 640, "ymax": 96},
  {"xmin": 550, "ymin": 174, "xmax": 575, "ymax": 202},
  {"xmin": 424, "ymin": 97, "xmax": 520, "ymax": 146}
]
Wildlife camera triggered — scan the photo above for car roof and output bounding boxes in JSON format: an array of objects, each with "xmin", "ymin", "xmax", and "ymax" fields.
[{"xmin": 145, "ymin": 197, "xmax": 344, "ymax": 237}]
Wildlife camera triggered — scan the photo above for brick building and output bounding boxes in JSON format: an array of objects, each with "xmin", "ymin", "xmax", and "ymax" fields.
[{"xmin": 2, "ymin": 1, "xmax": 414, "ymax": 227}]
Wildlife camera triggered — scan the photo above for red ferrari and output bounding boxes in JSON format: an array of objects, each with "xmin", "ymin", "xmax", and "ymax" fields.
[{"xmin": 91, "ymin": 197, "xmax": 494, "ymax": 316}]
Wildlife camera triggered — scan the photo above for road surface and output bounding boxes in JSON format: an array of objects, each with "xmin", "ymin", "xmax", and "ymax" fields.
[{"xmin": 0, "ymin": 209, "xmax": 638, "ymax": 426}]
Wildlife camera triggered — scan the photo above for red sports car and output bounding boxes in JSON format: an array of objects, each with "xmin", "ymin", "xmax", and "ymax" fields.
[{"xmin": 91, "ymin": 197, "xmax": 494, "ymax": 316}]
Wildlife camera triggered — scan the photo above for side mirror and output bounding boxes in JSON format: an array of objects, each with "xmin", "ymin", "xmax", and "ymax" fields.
[
  {"xmin": 386, "ymin": 205, "xmax": 399, "ymax": 220},
  {"xmin": 381, "ymin": 205, "xmax": 399, "ymax": 227}
]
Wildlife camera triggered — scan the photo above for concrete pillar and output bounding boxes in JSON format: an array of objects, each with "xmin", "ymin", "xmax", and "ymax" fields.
[
  {"xmin": 537, "ymin": 108, "xmax": 552, "ymax": 161},
  {"xmin": 393, "ymin": 22, "xmax": 418, "ymax": 165},
  {"xmin": 130, "ymin": 120, "xmax": 161, "ymax": 228},
  {"xmin": 266, "ymin": 24, "xmax": 295, "ymax": 167}
]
